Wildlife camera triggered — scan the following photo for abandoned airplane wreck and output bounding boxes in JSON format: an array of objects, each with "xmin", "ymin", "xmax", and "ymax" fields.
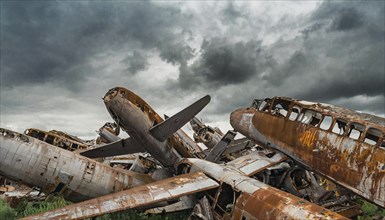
[{"xmin": 0, "ymin": 87, "xmax": 384, "ymax": 219}]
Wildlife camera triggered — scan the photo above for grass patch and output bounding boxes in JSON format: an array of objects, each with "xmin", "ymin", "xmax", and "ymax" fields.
[
  {"xmin": 356, "ymin": 199, "xmax": 385, "ymax": 220},
  {"xmin": 0, "ymin": 199, "xmax": 16, "ymax": 220},
  {"xmin": 15, "ymin": 195, "xmax": 72, "ymax": 218},
  {"xmin": 2, "ymin": 195, "xmax": 189, "ymax": 220},
  {"xmin": 92, "ymin": 209, "xmax": 190, "ymax": 220}
]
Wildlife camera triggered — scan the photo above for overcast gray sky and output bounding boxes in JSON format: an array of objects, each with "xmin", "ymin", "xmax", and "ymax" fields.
[{"xmin": 1, "ymin": 1, "xmax": 384, "ymax": 139}]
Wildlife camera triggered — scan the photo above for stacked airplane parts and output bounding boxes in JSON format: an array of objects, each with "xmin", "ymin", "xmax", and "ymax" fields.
[{"xmin": 1, "ymin": 88, "xmax": 384, "ymax": 219}]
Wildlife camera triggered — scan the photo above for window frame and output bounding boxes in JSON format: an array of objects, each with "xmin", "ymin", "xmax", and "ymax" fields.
[
  {"xmin": 288, "ymin": 105, "xmax": 301, "ymax": 121},
  {"xmin": 319, "ymin": 115, "xmax": 333, "ymax": 131},
  {"xmin": 347, "ymin": 122, "xmax": 366, "ymax": 141},
  {"xmin": 331, "ymin": 118, "xmax": 348, "ymax": 136},
  {"xmin": 363, "ymin": 127, "xmax": 382, "ymax": 146}
]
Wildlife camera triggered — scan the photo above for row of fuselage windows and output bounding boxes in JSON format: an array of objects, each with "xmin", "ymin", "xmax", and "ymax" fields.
[
  {"xmin": 24, "ymin": 129, "xmax": 84, "ymax": 151},
  {"xmin": 256, "ymin": 99, "xmax": 385, "ymax": 149}
]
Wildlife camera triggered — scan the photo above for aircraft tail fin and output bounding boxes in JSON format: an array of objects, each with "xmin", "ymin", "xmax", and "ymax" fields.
[{"xmin": 150, "ymin": 95, "xmax": 210, "ymax": 142}]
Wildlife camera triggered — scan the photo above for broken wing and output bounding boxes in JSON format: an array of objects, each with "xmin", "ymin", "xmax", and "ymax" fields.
[
  {"xmin": 23, "ymin": 172, "xmax": 219, "ymax": 220},
  {"xmin": 227, "ymin": 151, "xmax": 288, "ymax": 176}
]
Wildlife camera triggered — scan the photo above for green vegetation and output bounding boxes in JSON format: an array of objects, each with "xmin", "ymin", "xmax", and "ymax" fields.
[
  {"xmin": 0, "ymin": 195, "xmax": 189, "ymax": 220},
  {"xmin": 92, "ymin": 210, "xmax": 190, "ymax": 220},
  {"xmin": 357, "ymin": 199, "xmax": 385, "ymax": 220},
  {"xmin": 0, "ymin": 199, "xmax": 16, "ymax": 219},
  {"xmin": 15, "ymin": 195, "xmax": 71, "ymax": 218},
  {"xmin": 2, "ymin": 195, "xmax": 383, "ymax": 220}
]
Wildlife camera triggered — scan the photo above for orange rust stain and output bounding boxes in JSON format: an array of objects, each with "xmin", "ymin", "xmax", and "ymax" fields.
[{"xmin": 299, "ymin": 130, "xmax": 316, "ymax": 148}]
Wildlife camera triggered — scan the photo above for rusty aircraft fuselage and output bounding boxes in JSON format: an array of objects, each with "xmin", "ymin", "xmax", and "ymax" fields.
[
  {"xmin": 103, "ymin": 87, "xmax": 204, "ymax": 167},
  {"xmin": 24, "ymin": 128, "xmax": 92, "ymax": 152},
  {"xmin": 24, "ymin": 158, "xmax": 348, "ymax": 220},
  {"xmin": 180, "ymin": 159, "xmax": 347, "ymax": 220},
  {"xmin": 230, "ymin": 96, "xmax": 385, "ymax": 207},
  {"xmin": 0, "ymin": 128, "xmax": 153, "ymax": 202}
]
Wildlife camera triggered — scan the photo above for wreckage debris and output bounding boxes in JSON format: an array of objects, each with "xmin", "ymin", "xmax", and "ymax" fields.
[
  {"xmin": 1, "ymin": 88, "xmax": 384, "ymax": 219},
  {"xmin": 230, "ymin": 97, "xmax": 385, "ymax": 208}
]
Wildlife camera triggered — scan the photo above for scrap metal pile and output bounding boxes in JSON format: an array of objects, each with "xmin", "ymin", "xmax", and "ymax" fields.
[{"xmin": 1, "ymin": 87, "xmax": 384, "ymax": 220}]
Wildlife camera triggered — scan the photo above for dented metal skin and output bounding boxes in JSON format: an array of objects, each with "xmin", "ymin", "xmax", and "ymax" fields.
[
  {"xmin": 24, "ymin": 157, "xmax": 347, "ymax": 220},
  {"xmin": 22, "ymin": 172, "xmax": 218, "ymax": 220},
  {"xmin": 24, "ymin": 128, "xmax": 92, "ymax": 151},
  {"xmin": 179, "ymin": 158, "xmax": 347, "ymax": 220},
  {"xmin": 190, "ymin": 117, "xmax": 223, "ymax": 149},
  {"xmin": 103, "ymin": 87, "xmax": 203, "ymax": 167},
  {"xmin": 230, "ymin": 97, "xmax": 385, "ymax": 207},
  {"xmin": 0, "ymin": 128, "xmax": 153, "ymax": 202}
]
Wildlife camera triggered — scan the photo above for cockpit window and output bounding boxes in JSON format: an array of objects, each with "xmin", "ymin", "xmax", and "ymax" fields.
[
  {"xmin": 257, "ymin": 100, "xmax": 267, "ymax": 111},
  {"xmin": 347, "ymin": 122, "xmax": 365, "ymax": 140},
  {"xmin": 271, "ymin": 99, "xmax": 291, "ymax": 118},
  {"xmin": 332, "ymin": 119, "xmax": 348, "ymax": 135},
  {"xmin": 364, "ymin": 128, "xmax": 382, "ymax": 146},
  {"xmin": 258, "ymin": 99, "xmax": 271, "ymax": 112}
]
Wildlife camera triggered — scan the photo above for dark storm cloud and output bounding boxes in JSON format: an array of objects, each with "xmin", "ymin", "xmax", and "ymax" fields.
[
  {"xmin": 158, "ymin": 43, "xmax": 195, "ymax": 65},
  {"xmin": 293, "ymin": 1, "xmax": 384, "ymax": 103},
  {"xmin": 178, "ymin": 38, "xmax": 273, "ymax": 89},
  {"xmin": 1, "ymin": 1, "xmax": 384, "ymax": 137},
  {"xmin": 1, "ymin": 1, "xmax": 192, "ymax": 90},
  {"xmin": 330, "ymin": 8, "xmax": 363, "ymax": 31},
  {"xmin": 123, "ymin": 51, "xmax": 149, "ymax": 75},
  {"xmin": 181, "ymin": 1, "xmax": 384, "ymax": 117}
]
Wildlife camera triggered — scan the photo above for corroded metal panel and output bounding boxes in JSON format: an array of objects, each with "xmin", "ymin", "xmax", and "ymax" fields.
[
  {"xmin": 227, "ymin": 151, "xmax": 287, "ymax": 176},
  {"xmin": 23, "ymin": 172, "xmax": 219, "ymax": 220},
  {"xmin": 24, "ymin": 128, "xmax": 92, "ymax": 151},
  {"xmin": 103, "ymin": 87, "xmax": 206, "ymax": 167},
  {"xmin": 184, "ymin": 159, "xmax": 348, "ymax": 220},
  {"xmin": 230, "ymin": 97, "xmax": 385, "ymax": 207},
  {"xmin": 233, "ymin": 188, "xmax": 347, "ymax": 220},
  {"xmin": 0, "ymin": 128, "xmax": 153, "ymax": 203}
]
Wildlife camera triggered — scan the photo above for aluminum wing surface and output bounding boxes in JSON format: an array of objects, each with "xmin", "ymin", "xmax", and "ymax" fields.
[
  {"xmin": 23, "ymin": 172, "xmax": 219, "ymax": 220},
  {"xmin": 80, "ymin": 137, "xmax": 144, "ymax": 158},
  {"xmin": 150, "ymin": 95, "xmax": 210, "ymax": 142},
  {"xmin": 227, "ymin": 151, "xmax": 288, "ymax": 176}
]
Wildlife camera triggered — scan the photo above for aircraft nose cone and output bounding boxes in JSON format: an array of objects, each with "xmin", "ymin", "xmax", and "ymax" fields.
[
  {"xmin": 230, "ymin": 109, "xmax": 242, "ymax": 129},
  {"xmin": 103, "ymin": 87, "xmax": 121, "ymax": 103},
  {"xmin": 230, "ymin": 108, "xmax": 251, "ymax": 135}
]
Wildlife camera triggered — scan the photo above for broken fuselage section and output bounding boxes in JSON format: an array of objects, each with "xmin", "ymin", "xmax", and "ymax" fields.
[
  {"xmin": 230, "ymin": 97, "xmax": 385, "ymax": 207},
  {"xmin": 0, "ymin": 128, "xmax": 153, "ymax": 202}
]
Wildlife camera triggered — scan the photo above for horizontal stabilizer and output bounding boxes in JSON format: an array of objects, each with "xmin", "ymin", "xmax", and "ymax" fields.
[
  {"xmin": 24, "ymin": 172, "xmax": 219, "ymax": 220},
  {"xmin": 80, "ymin": 138, "xmax": 144, "ymax": 158},
  {"xmin": 150, "ymin": 95, "xmax": 210, "ymax": 142}
]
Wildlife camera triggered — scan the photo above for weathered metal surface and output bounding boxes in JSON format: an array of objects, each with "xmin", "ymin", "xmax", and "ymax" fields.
[
  {"xmin": 145, "ymin": 196, "xmax": 196, "ymax": 214},
  {"xmin": 190, "ymin": 117, "xmax": 256, "ymax": 160},
  {"xmin": 189, "ymin": 196, "xmax": 214, "ymax": 220},
  {"xmin": 182, "ymin": 158, "xmax": 348, "ymax": 220},
  {"xmin": 103, "ymin": 87, "xmax": 206, "ymax": 167},
  {"xmin": 22, "ymin": 172, "xmax": 219, "ymax": 220},
  {"xmin": 24, "ymin": 128, "xmax": 92, "ymax": 151},
  {"xmin": 205, "ymin": 130, "xmax": 236, "ymax": 162},
  {"xmin": 174, "ymin": 129, "xmax": 205, "ymax": 157},
  {"xmin": 230, "ymin": 96, "xmax": 385, "ymax": 207},
  {"xmin": 0, "ymin": 128, "xmax": 153, "ymax": 202},
  {"xmin": 226, "ymin": 151, "xmax": 288, "ymax": 176},
  {"xmin": 80, "ymin": 137, "xmax": 144, "ymax": 158},
  {"xmin": 149, "ymin": 95, "xmax": 210, "ymax": 142},
  {"xmin": 190, "ymin": 117, "xmax": 223, "ymax": 149}
]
